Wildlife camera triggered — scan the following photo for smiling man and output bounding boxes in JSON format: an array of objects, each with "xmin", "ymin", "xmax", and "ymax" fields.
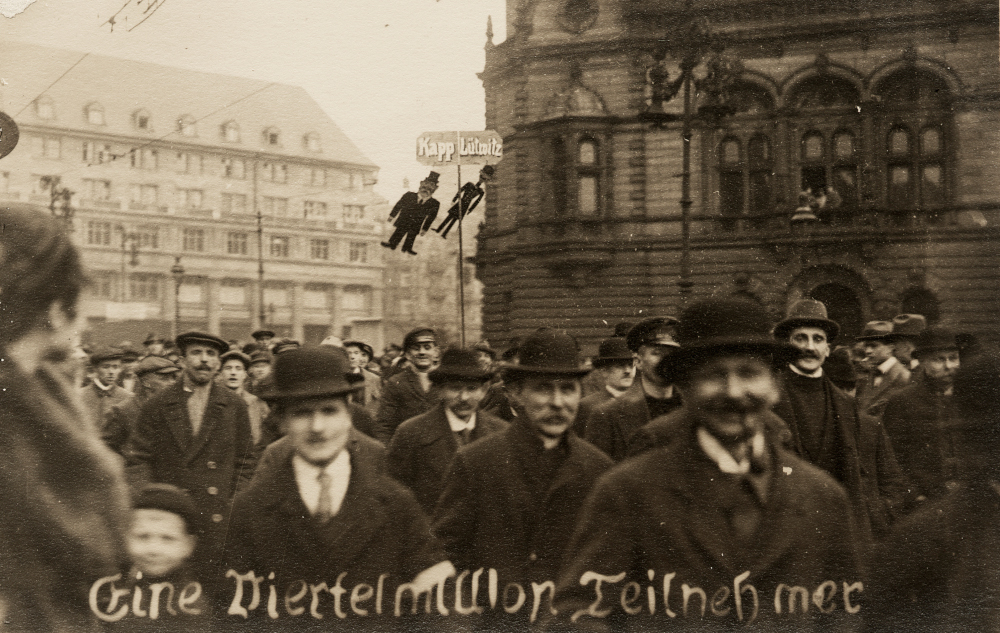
[
  {"xmin": 224, "ymin": 346, "xmax": 449, "ymax": 628},
  {"xmin": 125, "ymin": 331, "xmax": 257, "ymax": 580},
  {"xmin": 433, "ymin": 329, "xmax": 613, "ymax": 628},
  {"xmin": 376, "ymin": 328, "xmax": 441, "ymax": 443}
]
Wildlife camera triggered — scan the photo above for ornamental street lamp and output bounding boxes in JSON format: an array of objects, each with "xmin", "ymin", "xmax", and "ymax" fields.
[
  {"xmin": 170, "ymin": 256, "xmax": 185, "ymax": 340},
  {"xmin": 640, "ymin": 1, "xmax": 745, "ymax": 306}
]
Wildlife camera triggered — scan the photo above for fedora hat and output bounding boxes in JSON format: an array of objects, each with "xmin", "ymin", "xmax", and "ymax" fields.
[
  {"xmin": 773, "ymin": 299, "xmax": 840, "ymax": 343},
  {"xmin": 913, "ymin": 327, "xmax": 960, "ymax": 358},
  {"xmin": 625, "ymin": 317, "xmax": 681, "ymax": 353},
  {"xmin": 260, "ymin": 346, "xmax": 361, "ymax": 402},
  {"xmin": 856, "ymin": 321, "xmax": 895, "ymax": 342},
  {"xmin": 657, "ymin": 298, "xmax": 800, "ymax": 384},
  {"xmin": 891, "ymin": 314, "xmax": 927, "ymax": 339},
  {"xmin": 175, "ymin": 331, "xmax": 229, "ymax": 355},
  {"xmin": 429, "ymin": 348, "xmax": 493, "ymax": 384},
  {"xmin": 591, "ymin": 337, "xmax": 634, "ymax": 367},
  {"xmin": 501, "ymin": 328, "xmax": 589, "ymax": 379}
]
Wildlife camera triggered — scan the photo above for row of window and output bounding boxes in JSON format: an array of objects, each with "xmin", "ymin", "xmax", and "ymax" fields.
[
  {"xmin": 34, "ymin": 97, "xmax": 323, "ymax": 152},
  {"xmin": 84, "ymin": 221, "xmax": 370, "ymax": 263}
]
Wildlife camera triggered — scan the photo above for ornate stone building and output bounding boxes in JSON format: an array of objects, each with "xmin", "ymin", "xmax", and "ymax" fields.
[{"xmin": 476, "ymin": 0, "xmax": 1000, "ymax": 352}]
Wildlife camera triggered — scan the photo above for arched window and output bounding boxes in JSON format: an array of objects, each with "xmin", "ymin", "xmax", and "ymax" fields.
[
  {"xmin": 548, "ymin": 137, "xmax": 568, "ymax": 217},
  {"xmin": 874, "ymin": 68, "xmax": 951, "ymax": 210},
  {"xmin": 304, "ymin": 132, "xmax": 321, "ymax": 152},
  {"xmin": 263, "ymin": 127, "xmax": 281, "ymax": 146},
  {"xmin": 222, "ymin": 121, "xmax": 240, "ymax": 143},
  {"xmin": 85, "ymin": 102, "xmax": 105, "ymax": 125},
  {"xmin": 577, "ymin": 138, "xmax": 600, "ymax": 216},
  {"xmin": 35, "ymin": 96, "xmax": 54, "ymax": 119},
  {"xmin": 788, "ymin": 75, "xmax": 861, "ymax": 110},
  {"xmin": 719, "ymin": 136, "xmax": 744, "ymax": 224},
  {"xmin": 178, "ymin": 115, "xmax": 197, "ymax": 137},
  {"xmin": 133, "ymin": 109, "xmax": 151, "ymax": 131}
]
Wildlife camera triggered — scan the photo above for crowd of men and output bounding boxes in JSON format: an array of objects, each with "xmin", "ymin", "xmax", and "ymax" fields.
[{"xmin": 64, "ymin": 296, "xmax": 999, "ymax": 631}]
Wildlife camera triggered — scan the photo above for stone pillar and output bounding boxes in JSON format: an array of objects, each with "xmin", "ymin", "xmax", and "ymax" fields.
[
  {"xmin": 291, "ymin": 281, "xmax": 304, "ymax": 342},
  {"xmin": 250, "ymin": 278, "xmax": 263, "ymax": 331},
  {"xmin": 331, "ymin": 284, "xmax": 343, "ymax": 338},
  {"xmin": 206, "ymin": 277, "xmax": 221, "ymax": 335}
]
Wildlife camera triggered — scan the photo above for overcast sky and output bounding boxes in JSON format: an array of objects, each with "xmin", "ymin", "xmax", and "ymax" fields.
[{"xmin": 0, "ymin": 0, "xmax": 507, "ymax": 201}]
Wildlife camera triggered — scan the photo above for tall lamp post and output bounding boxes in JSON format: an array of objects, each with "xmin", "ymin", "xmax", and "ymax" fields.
[
  {"xmin": 639, "ymin": 1, "xmax": 744, "ymax": 306},
  {"xmin": 170, "ymin": 256, "xmax": 185, "ymax": 340}
]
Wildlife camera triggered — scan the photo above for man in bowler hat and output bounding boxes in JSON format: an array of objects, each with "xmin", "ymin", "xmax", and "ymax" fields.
[
  {"xmin": 224, "ymin": 346, "xmax": 450, "ymax": 627},
  {"xmin": 382, "ymin": 171, "xmax": 441, "ymax": 255},
  {"xmin": 552, "ymin": 298, "xmax": 863, "ymax": 630},
  {"xmin": 388, "ymin": 348, "xmax": 507, "ymax": 514},
  {"xmin": 573, "ymin": 336, "xmax": 635, "ymax": 437},
  {"xmin": 771, "ymin": 299, "xmax": 905, "ymax": 541},
  {"xmin": 125, "ymin": 331, "xmax": 257, "ymax": 576},
  {"xmin": 433, "ymin": 329, "xmax": 613, "ymax": 628}
]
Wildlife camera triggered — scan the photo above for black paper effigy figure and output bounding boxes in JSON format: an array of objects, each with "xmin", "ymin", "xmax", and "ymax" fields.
[
  {"xmin": 434, "ymin": 165, "xmax": 495, "ymax": 239},
  {"xmin": 381, "ymin": 171, "xmax": 440, "ymax": 256}
]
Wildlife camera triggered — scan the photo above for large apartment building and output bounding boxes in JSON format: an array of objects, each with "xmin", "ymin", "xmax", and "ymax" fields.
[{"xmin": 0, "ymin": 41, "xmax": 388, "ymax": 348}]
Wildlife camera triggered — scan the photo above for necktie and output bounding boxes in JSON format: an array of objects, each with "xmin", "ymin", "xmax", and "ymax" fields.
[
  {"xmin": 873, "ymin": 370, "xmax": 883, "ymax": 387},
  {"xmin": 316, "ymin": 471, "xmax": 333, "ymax": 523}
]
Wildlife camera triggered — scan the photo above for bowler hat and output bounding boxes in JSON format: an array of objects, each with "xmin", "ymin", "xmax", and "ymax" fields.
[
  {"xmin": 133, "ymin": 483, "xmax": 201, "ymax": 535},
  {"xmin": 249, "ymin": 350, "xmax": 273, "ymax": 366},
  {"xmin": 220, "ymin": 350, "xmax": 251, "ymax": 369},
  {"xmin": 501, "ymin": 328, "xmax": 589, "ymax": 379},
  {"xmin": 591, "ymin": 337, "xmax": 634, "ymax": 368},
  {"xmin": 429, "ymin": 348, "xmax": 493, "ymax": 384},
  {"xmin": 891, "ymin": 314, "xmax": 927, "ymax": 340},
  {"xmin": 657, "ymin": 298, "xmax": 800, "ymax": 384},
  {"xmin": 260, "ymin": 346, "xmax": 362, "ymax": 402},
  {"xmin": 175, "ymin": 331, "xmax": 229, "ymax": 355},
  {"xmin": 89, "ymin": 346, "xmax": 124, "ymax": 365},
  {"xmin": 773, "ymin": 299, "xmax": 840, "ymax": 343},
  {"xmin": 913, "ymin": 327, "xmax": 960, "ymax": 358},
  {"xmin": 251, "ymin": 329, "xmax": 275, "ymax": 340},
  {"xmin": 403, "ymin": 328, "xmax": 437, "ymax": 352},
  {"xmin": 134, "ymin": 356, "xmax": 181, "ymax": 377},
  {"xmin": 625, "ymin": 317, "xmax": 681, "ymax": 353},
  {"xmin": 855, "ymin": 321, "xmax": 895, "ymax": 342},
  {"xmin": 343, "ymin": 340, "xmax": 375, "ymax": 361}
]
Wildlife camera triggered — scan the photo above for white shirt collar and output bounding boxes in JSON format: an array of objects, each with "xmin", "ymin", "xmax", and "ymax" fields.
[
  {"xmin": 605, "ymin": 384, "xmax": 628, "ymax": 398},
  {"xmin": 877, "ymin": 356, "xmax": 899, "ymax": 375},
  {"xmin": 444, "ymin": 406, "xmax": 476, "ymax": 433},
  {"xmin": 292, "ymin": 450, "xmax": 351, "ymax": 517},
  {"xmin": 788, "ymin": 363, "xmax": 823, "ymax": 378},
  {"xmin": 92, "ymin": 378, "xmax": 113, "ymax": 392},
  {"xmin": 697, "ymin": 427, "xmax": 765, "ymax": 475}
]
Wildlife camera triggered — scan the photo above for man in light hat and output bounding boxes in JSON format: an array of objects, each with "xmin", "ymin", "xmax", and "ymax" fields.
[
  {"xmin": 882, "ymin": 327, "xmax": 964, "ymax": 507},
  {"xmin": 388, "ymin": 348, "xmax": 506, "ymax": 514},
  {"xmin": 125, "ymin": 331, "xmax": 257, "ymax": 577},
  {"xmin": 376, "ymin": 328, "xmax": 440, "ymax": 443},
  {"xmin": 79, "ymin": 346, "xmax": 135, "ymax": 449},
  {"xmin": 573, "ymin": 336, "xmax": 635, "ymax": 437},
  {"xmin": 890, "ymin": 313, "xmax": 927, "ymax": 370},
  {"xmin": 585, "ymin": 317, "xmax": 683, "ymax": 461},
  {"xmin": 552, "ymin": 298, "xmax": 863, "ymax": 630},
  {"xmin": 433, "ymin": 328, "xmax": 613, "ymax": 627},
  {"xmin": 219, "ymin": 350, "xmax": 270, "ymax": 445},
  {"xmin": 856, "ymin": 320, "xmax": 912, "ymax": 417},
  {"xmin": 224, "ymin": 346, "xmax": 451, "ymax": 627},
  {"xmin": 381, "ymin": 171, "xmax": 441, "ymax": 255},
  {"xmin": 771, "ymin": 299, "xmax": 906, "ymax": 541},
  {"xmin": 105, "ymin": 356, "xmax": 181, "ymax": 455}
]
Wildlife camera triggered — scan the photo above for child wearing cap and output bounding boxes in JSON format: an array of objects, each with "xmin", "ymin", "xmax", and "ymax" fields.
[{"xmin": 92, "ymin": 484, "xmax": 210, "ymax": 629}]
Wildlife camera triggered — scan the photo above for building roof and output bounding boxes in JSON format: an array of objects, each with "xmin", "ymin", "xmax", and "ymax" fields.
[{"xmin": 0, "ymin": 40, "xmax": 376, "ymax": 169}]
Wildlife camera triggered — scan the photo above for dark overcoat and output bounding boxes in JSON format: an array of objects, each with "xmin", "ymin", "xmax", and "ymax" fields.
[
  {"xmin": 554, "ymin": 414, "xmax": 864, "ymax": 632},
  {"xmin": 856, "ymin": 360, "xmax": 910, "ymax": 417},
  {"xmin": 881, "ymin": 375, "xmax": 962, "ymax": 504},
  {"xmin": 432, "ymin": 417, "xmax": 613, "ymax": 587},
  {"xmin": 572, "ymin": 386, "xmax": 615, "ymax": 437},
  {"xmin": 80, "ymin": 382, "xmax": 134, "ymax": 453},
  {"xmin": 585, "ymin": 380, "xmax": 681, "ymax": 461},
  {"xmin": 375, "ymin": 368, "xmax": 436, "ymax": 443},
  {"xmin": 388, "ymin": 191, "xmax": 440, "ymax": 234},
  {"xmin": 387, "ymin": 402, "xmax": 507, "ymax": 513},
  {"xmin": 223, "ymin": 440, "xmax": 446, "ymax": 629},
  {"xmin": 124, "ymin": 380, "xmax": 257, "ymax": 552}
]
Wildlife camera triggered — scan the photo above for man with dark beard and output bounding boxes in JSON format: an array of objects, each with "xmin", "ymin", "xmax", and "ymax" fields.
[
  {"xmin": 433, "ymin": 329, "xmax": 612, "ymax": 630},
  {"xmin": 551, "ymin": 298, "xmax": 863, "ymax": 631}
]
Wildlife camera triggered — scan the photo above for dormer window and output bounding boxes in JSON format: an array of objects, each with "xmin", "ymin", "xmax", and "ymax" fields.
[
  {"xmin": 86, "ymin": 103, "xmax": 105, "ymax": 125},
  {"xmin": 263, "ymin": 127, "xmax": 281, "ymax": 146},
  {"xmin": 222, "ymin": 121, "xmax": 240, "ymax": 143},
  {"xmin": 36, "ymin": 96, "xmax": 55, "ymax": 120},
  {"xmin": 178, "ymin": 115, "xmax": 197, "ymax": 137},
  {"xmin": 134, "ymin": 109, "xmax": 151, "ymax": 131},
  {"xmin": 304, "ymin": 132, "xmax": 321, "ymax": 152}
]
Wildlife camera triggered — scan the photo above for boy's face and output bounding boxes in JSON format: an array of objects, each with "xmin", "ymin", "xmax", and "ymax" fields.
[
  {"xmin": 221, "ymin": 359, "xmax": 248, "ymax": 390},
  {"xmin": 127, "ymin": 509, "xmax": 196, "ymax": 578}
]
